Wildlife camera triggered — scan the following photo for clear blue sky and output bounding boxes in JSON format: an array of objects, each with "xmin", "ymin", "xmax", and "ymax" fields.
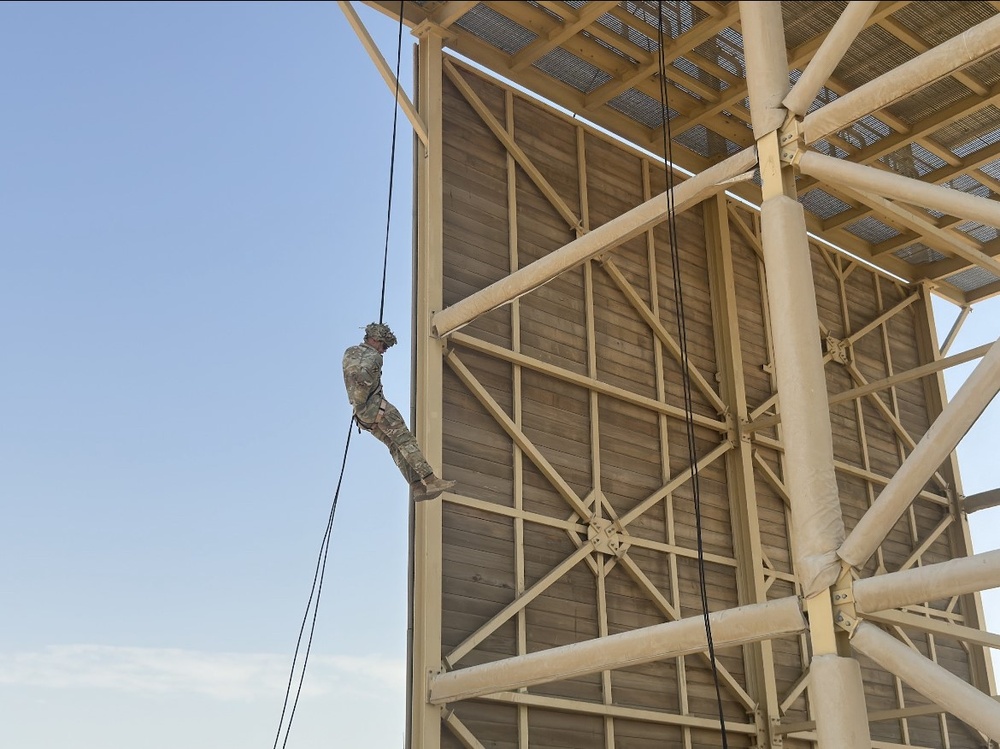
[{"xmin": 1, "ymin": 4, "xmax": 998, "ymax": 749}]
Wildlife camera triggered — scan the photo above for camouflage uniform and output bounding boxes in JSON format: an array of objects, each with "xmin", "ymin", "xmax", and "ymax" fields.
[{"xmin": 342, "ymin": 340, "xmax": 433, "ymax": 484}]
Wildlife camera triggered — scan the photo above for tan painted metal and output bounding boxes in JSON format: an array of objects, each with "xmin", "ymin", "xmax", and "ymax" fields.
[
  {"xmin": 782, "ymin": 1, "xmax": 879, "ymax": 117},
  {"xmin": 839, "ymin": 335, "xmax": 1000, "ymax": 568},
  {"xmin": 797, "ymin": 151, "xmax": 1000, "ymax": 252},
  {"xmin": 802, "ymin": 12, "xmax": 1000, "ymax": 144},
  {"xmin": 758, "ymin": 191, "xmax": 846, "ymax": 597},
  {"xmin": 338, "ymin": 1, "xmax": 428, "ymax": 148},
  {"xmin": 740, "ymin": 2, "xmax": 788, "ymax": 139},
  {"xmin": 428, "ymin": 597, "xmax": 806, "ymax": 704},
  {"xmin": 348, "ymin": 4, "xmax": 1000, "ymax": 748},
  {"xmin": 408, "ymin": 23, "xmax": 445, "ymax": 749},
  {"xmin": 854, "ymin": 549, "xmax": 1000, "ymax": 613},
  {"xmin": 852, "ymin": 621, "xmax": 1000, "ymax": 741},
  {"xmin": 743, "ymin": 6, "xmax": 873, "ymax": 747},
  {"xmin": 704, "ymin": 192, "xmax": 781, "ymax": 740},
  {"xmin": 430, "ymin": 147, "xmax": 757, "ymax": 338},
  {"xmin": 810, "ymin": 655, "xmax": 873, "ymax": 747},
  {"xmin": 965, "ymin": 489, "xmax": 1000, "ymax": 514}
]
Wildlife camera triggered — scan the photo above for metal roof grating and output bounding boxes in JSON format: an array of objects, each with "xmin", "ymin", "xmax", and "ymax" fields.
[
  {"xmin": 527, "ymin": 0, "xmax": 563, "ymax": 21},
  {"xmin": 845, "ymin": 216, "xmax": 902, "ymax": 244},
  {"xmin": 895, "ymin": 243, "xmax": 948, "ymax": 264},
  {"xmin": 453, "ymin": 4, "xmax": 537, "ymax": 55},
  {"xmin": 966, "ymin": 223, "xmax": 999, "ymax": 243},
  {"xmin": 947, "ymin": 174, "xmax": 991, "ymax": 197},
  {"xmin": 837, "ymin": 118, "xmax": 890, "ymax": 150},
  {"xmin": 880, "ymin": 143, "xmax": 948, "ymax": 178},
  {"xmin": 693, "ymin": 27, "xmax": 745, "ymax": 80},
  {"xmin": 674, "ymin": 124, "xmax": 742, "ymax": 159},
  {"xmin": 946, "ymin": 265, "xmax": 1000, "ymax": 292},
  {"xmin": 586, "ymin": 29, "xmax": 642, "ymax": 67},
  {"xmin": 782, "ymin": 0, "xmax": 845, "ymax": 49},
  {"xmin": 980, "ymin": 158, "xmax": 1000, "ymax": 180},
  {"xmin": 811, "ymin": 138, "xmax": 850, "ymax": 160},
  {"xmin": 674, "ymin": 56, "xmax": 727, "ymax": 93},
  {"xmin": 890, "ymin": 1, "xmax": 998, "ymax": 47},
  {"xmin": 533, "ymin": 46, "xmax": 613, "ymax": 93},
  {"xmin": 597, "ymin": 6, "xmax": 658, "ymax": 52},
  {"xmin": 837, "ymin": 24, "xmax": 917, "ymax": 90},
  {"xmin": 888, "ymin": 77, "xmax": 975, "ymax": 127},
  {"xmin": 799, "ymin": 188, "xmax": 852, "ymax": 220},
  {"xmin": 931, "ymin": 105, "xmax": 1000, "ymax": 153},
  {"xmin": 607, "ymin": 88, "xmax": 677, "ymax": 128},
  {"xmin": 965, "ymin": 51, "xmax": 1000, "ymax": 87},
  {"xmin": 617, "ymin": 1, "xmax": 709, "ymax": 41}
]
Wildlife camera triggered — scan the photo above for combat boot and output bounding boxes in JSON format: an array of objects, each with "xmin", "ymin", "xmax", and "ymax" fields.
[{"xmin": 417, "ymin": 474, "xmax": 456, "ymax": 501}]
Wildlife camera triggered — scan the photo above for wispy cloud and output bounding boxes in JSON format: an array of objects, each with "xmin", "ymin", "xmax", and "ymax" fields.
[{"xmin": 0, "ymin": 645, "xmax": 404, "ymax": 701}]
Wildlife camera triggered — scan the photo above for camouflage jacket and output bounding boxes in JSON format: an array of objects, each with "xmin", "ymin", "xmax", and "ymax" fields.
[{"xmin": 342, "ymin": 342, "xmax": 384, "ymax": 424}]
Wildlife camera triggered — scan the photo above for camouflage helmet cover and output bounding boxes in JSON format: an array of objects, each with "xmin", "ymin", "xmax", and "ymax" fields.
[{"xmin": 365, "ymin": 322, "xmax": 398, "ymax": 349}]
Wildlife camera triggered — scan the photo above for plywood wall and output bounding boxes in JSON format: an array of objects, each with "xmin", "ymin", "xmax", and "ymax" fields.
[{"xmin": 423, "ymin": 58, "xmax": 985, "ymax": 749}]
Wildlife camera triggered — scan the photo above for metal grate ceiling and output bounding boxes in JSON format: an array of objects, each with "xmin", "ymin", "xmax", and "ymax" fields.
[{"xmin": 367, "ymin": 1, "xmax": 1000, "ymax": 303}]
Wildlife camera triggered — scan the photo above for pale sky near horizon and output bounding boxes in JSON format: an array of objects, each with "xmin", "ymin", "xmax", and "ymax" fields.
[{"xmin": 1, "ymin": 4, "xmax": 999, "ymax": 749}]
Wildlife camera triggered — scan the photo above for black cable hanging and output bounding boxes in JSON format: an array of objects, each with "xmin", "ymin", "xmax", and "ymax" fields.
[
  {"xmin": 378, "ymin": 0, "xmax": 406, "ymax": 324},
  {"xmin": 270, "ymin": 4, "xmax": 406, "ymax": 746},
  {"xmin": 654, "ymin": 3, "xmax": 729, "ymax": 746},
  {"xmin": 271, "ymin": 418, "xmax": 354, "ymax": 749}
]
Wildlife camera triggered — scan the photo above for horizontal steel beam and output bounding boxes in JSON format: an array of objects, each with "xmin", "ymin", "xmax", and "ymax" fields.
[
  {"xmin": 797, "ymin": 151, "xmax": 1000, "ymax": 239},
  {"xmin": 964, "ymin": 489, "xmax": 1000, "ymax": 514},
  {"xmin": 854, "ymin": 549, "xmax": 1000, "ymax": 613},
  {"xmin": 429, "ymin": 596, "xmax": 805, "ymax": 704}
]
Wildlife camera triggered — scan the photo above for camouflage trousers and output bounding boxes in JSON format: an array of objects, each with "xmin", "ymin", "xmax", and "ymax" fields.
[{"xmin": 359, "ymin": 399, "xmax": 433, "ymax": 484}]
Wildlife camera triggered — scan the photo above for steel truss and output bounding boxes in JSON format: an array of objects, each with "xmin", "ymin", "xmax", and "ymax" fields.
[{"xmin": 343, "ymin": 3, "xmax": 1000, "ymax": 748}]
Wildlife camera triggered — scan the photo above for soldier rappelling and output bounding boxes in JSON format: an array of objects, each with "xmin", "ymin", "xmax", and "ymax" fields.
[{"xmin": 343, "ymin": 322, "xmax": 456, "ymax": 501}]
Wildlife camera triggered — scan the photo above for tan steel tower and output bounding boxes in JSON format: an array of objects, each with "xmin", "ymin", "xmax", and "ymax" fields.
[{"xmin": 347, "ymin": 2, "xmax": 1000, "ymax": 747}]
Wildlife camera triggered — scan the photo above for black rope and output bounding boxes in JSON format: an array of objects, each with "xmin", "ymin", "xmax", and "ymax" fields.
[
  {"xmin": 655, "ymin": 4, "xmax": 729, "ymax": 746},
  {"xmin": 271, "ymin": 417, "xmax": 354, "ymax": 749},
  {"xmin": 272, "ymin": 5, "xmax": 406, "ymax": 744},
  {"xmin": 378, "ymin": 0, "xmax": 406, "ymax": 324}
]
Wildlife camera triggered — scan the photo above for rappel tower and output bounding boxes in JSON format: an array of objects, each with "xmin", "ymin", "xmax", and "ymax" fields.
[{"xmin": 347, "ymin": 2, "xmax": 1000, "ymax": 747}]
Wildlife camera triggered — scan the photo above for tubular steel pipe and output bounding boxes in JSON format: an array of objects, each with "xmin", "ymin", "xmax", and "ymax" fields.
[
  {"xmin": 430, "ymin": 147, "xmax": 757, "ymax": 338},
  {"xmin": 428, "ymin": 597, "xmax": 805, "ymax": 704},
  {"xmin": 797, "ymin": 151, "xmax": 1000, "ymax": 235},
  {"xmin": 802, "ymin": 13, "xmax": 1000, "ymax": 143},
  {"xmin": 964, "ymin": 489, "xmax": 1000, "ymax": 514},
  {"xmin": 810, "ymin": 655, "xmax": 872, "ymax": 747},
  {"xmin": 739, "ymin": 1, "xmax": 788, "ymax": 138},
  {"xmin": 852, "ymin": 621, "xmax": 1000, "ymax": 741},
  {"xmin": 839, "ymin": 336, "xmax": 1000, "ymax": 569},
  {"xmin": 854, "ymin": 549, "xmax": 1000, "ymax": 614},
  {"xmin": 760, "ymin": 195, "xmax": 846, "ymax": 597},
  {"xmin": 783, "ymin": 1, "xmax": 880, "ymax": 116}
]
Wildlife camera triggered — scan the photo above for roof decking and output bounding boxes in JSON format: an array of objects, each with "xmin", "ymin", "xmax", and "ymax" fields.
[{"xmin": 366, "ymin": 0, "xmax": 1000, "ymax": 304}]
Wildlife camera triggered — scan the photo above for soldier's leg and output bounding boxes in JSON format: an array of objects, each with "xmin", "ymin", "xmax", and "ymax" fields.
[{"xmin": 370, "ymin": 401, "xmax": 434, "ymax": 484}]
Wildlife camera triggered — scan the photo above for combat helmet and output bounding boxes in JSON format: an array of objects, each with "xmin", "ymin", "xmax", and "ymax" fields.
[{"xmin": 365, "ymin": 322, "xmax": 398, "ymax": 349}]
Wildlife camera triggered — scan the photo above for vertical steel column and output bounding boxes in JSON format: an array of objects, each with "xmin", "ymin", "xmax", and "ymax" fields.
[
  {"xmin": 739, "ymin": 2, "xmax": 870, "ymax": 747},
  {"xmin": 704, "ymin": 193, "xmax": 781, "ymax": 743},
  {"xmin": 409, "ymin": 22, "xmax": 446, "ymax": 749}
]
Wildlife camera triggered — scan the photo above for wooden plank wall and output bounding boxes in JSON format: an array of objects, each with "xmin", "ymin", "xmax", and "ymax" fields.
[{"xmin": 428, "ymin": 58, "xmax": 985, "ymax": 749}]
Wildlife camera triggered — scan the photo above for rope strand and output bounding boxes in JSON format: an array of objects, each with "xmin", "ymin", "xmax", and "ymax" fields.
[
  {"xmin": 272, "ymin": 4, "xmax": 405, "ymax": 743},
  {"xmin": 378, "ymin": 0, "xmax": 406, "ymax": 324},
  {"xmin": 271, "ymin": 417, "xmax": 354, "ymax": 749},
  {"xmin": 655, "ymin": 4, "xmax": 729, "ymax": 746}
]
